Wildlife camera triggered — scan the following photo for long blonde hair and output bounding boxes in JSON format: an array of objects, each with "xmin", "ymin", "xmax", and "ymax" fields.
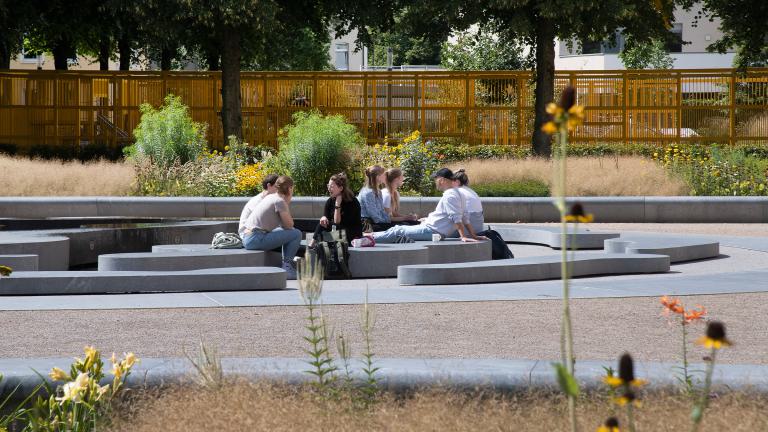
[
  {"xmin": 364, "ymin": 165, "xmax": 385, "ymax": 196},
  {"xmin": 385, "ymin": 168, "xmax": 402, "ymax": 214}
]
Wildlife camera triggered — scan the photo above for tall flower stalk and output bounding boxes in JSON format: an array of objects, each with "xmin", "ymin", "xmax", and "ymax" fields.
[
  {"xmin": 542, "ymin": 85, "xmax": 586, "ymax": 432},
  {"xmin": 691, "ymin": 321, "xmax": 732, "ymax": 432}
]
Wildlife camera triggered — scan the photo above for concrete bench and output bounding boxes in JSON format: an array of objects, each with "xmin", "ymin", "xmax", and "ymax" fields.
[
  {"xmin": 0, "ymin": 267, "xmax": 286, "ymax": 295},
  {"xmin": 98, "ymin": 249, "xmax": 266, "ymax": 271},
  {"xmin": 605, "ymin": 235, "xmax": 720, "ymax": 263},
  {"xmin": 398, "ymin": 252, "xmax": 670, "ymax": 285},
  {"xmin": 0, "ymin": 236, "xmax": 69, "ymax": 270},
  {"xmin": 0, "ymin": 255, "xmax": 39, "ymax": 271},
  {"xmin": 492, "ymin": 226, "xmax": 619, "ymax": 249}
]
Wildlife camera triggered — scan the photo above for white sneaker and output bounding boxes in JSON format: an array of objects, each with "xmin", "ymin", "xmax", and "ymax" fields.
[{"xmin": 282, "ymin": 260, "xmax": 297, "ymax": 280}]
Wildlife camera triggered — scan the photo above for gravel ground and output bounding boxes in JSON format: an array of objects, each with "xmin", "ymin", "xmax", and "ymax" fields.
[
  {"xmin": 3, "ymin": 223, "xmax": 765, "ymax": 364},
  {"xmin": 3, "ymin": 292, "xmax": 767, "ymax": 364}
]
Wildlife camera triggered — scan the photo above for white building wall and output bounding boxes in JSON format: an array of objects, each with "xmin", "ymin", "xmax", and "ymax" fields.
[{"xmin": 329, "ymin": 28, "xmax": 364, "ymax": 71}]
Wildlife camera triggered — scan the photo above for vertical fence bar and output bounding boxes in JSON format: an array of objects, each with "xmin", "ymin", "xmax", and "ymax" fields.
[
  {"xmin": 729, "ymin": 71, "xmax": 736, "ymax": 146},
  {"xmin": 676, "ymin": 71, "xmax": 682, "ymax": 144},
  {"xmin": 363, "ymin": 74, "xmax": 369, "ymax": 143},
  {"xmin": 465, "ymin": 73, "xmax": 471, "ymax": 145}
]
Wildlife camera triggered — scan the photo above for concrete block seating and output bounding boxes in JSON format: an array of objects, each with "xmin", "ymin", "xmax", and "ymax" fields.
[
  {"xmin": 398, "ymin": 252, "xmax": 671, "ymax": 285},
  {"xmin": 492, "ymin": 226, "xmax": 619, "ymax": 249},
  {"xmin": 114, "ymin": 239, "xmax": 493, "ymax": 279},
  {"xmin": 605, "ymin": 235, "xmax": 720, "ymax": 263},
  {"xmin": 0, "ymin": 267, "xmax": 286, "ymax": 295},
  {"xmin": 0, "ymin": 235, "xmax": 69, "ymax": 270},
  {"xmin": 0, "ymin": 255, "xmax": 38, "ymax": 271}
]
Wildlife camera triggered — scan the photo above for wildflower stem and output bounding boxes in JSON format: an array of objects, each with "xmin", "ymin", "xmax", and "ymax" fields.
[
  {"xmin": 626, "ymin": 402, "xmax": 637, "ymax": 432},
  {"xmin": 691, "ymin": 348, "xmax": 717, "ymax": 432},
  {"xmin": 681, "ymin": 316, "xmax": 691, "ymax": 393},
  {"xmin": 557, "ymin": 126, "xmax": 577, "ymax": 432}
]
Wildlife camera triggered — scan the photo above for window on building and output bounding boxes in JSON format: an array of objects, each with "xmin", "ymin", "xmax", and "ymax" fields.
[
  {"xmin": 581, "ymin": 40, "xmax": 603, "ymax": 55},
  {"xmin": 334, "ymin": 43, "xmax": 349, "ymax": 70},
  {"xmin": 20, "ymin": 49, "xmax": 43, "ymax": 63},
  {"xmin": 666, "ymin": 23, "xmax": 683, "ymax": 53}
]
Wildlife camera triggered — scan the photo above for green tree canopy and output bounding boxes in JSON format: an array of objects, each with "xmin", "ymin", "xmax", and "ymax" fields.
[
  {"xmin": 619, "ymin": 36, "xmax": 675, "ymax": 69},
  {"xmin": 696, "ymin": 0, "xmax": 768, "ymax": 68},
  {"xmin": 441, "ymin": 24, "xmax": 527, "ymax": 71}
]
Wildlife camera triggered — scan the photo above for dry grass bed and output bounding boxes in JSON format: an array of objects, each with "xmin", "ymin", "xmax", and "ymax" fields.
[
  {"xmin": 109, "ymin": 383, "xmax": 767, "ymax": 432},
  {"xmin": 0, "ymin": 155, "xmax": 133, "ymax": 196},
  {"xmin": 452, "ymin": 156, "xmax": 689, "ymax": 196}
]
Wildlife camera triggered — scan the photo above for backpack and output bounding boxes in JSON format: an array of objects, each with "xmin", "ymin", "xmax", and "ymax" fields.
[
  {"xmin": 478, "ymin": 229, "xmax": 514, "ymax": 260},
  {"xmin": 312, "ymin": 228, "xmax": 352, "ymax": 279},
  {"xmin": 210, "ymin": 232, "xmax": 243, "ymax": 249}
]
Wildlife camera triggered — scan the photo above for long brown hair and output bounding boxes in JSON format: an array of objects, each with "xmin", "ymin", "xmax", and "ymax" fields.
[
  {"xmin": 385, "ymin": 167, "xmax": 402, "ymax": 214},
  {"xmin": 363, "ymin": 165, "xmax": 385, "ymax": 196},
  {"xmin": 330, "ymin": 172, "xmax": 354, "ymax": 202}
]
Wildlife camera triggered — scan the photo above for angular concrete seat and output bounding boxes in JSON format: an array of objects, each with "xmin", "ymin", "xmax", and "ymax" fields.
[
  {"xmin": 98, "ymin": 249, "xmax": 266, "ymax": 271},
  {"xmin": 605, "ymin": 235, "xmax": 720, "ymax": 263},
  {"xmin": 493, "ymin": 226, "xmax": 619, "ymax": 249},
  {"xmin": 0, "ymin": 236, "xmax": 69, "ymax": 270},
  {"xmin": 398, "ymin": 252, "xmax": 670, "ymax": 285},
  {"xmin": 348, "ymin": 244, "xmax": 430, "ymax": 278},
  {"xmin": 0, "ymin": 267, "xmax": 286, "ymax": 295},
  {"xmin": 0, "ymin": 255, "xmax": 39, "ymax": 271}
]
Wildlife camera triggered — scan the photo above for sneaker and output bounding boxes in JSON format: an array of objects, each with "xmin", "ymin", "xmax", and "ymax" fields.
[{"xmin": 281, "ymin": 260, "xmax": 297, "ymax": 280}]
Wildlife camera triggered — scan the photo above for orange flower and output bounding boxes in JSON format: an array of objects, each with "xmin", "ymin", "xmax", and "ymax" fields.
[
  {"xmin": 683, "ymin": 306, "xmax": 706, "ymax": 324},
  {"xmin": 660, "ymin": 296, "xmax": 684, "ymax": 315}
]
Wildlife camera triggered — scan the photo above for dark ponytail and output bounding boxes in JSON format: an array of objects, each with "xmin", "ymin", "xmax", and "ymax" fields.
[{"xmin": 452, "ymin": 168, "xmax": 469, "ymax": 186}]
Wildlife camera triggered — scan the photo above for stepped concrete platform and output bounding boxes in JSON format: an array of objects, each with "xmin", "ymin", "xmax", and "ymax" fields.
[
  {"xmin": 0, "ymin": 235, "xmax": 69, "ymax": 270},
  {"xmin": 398, "ymin": 252, "xmax": 670, "ymax": 285},
  {"xmin": 0, "ymin": 267, "xmax": 286, "ymax": 295},
  {"xmin": 492, "ymin": 225, "xmax": 619, "ymax": 249},
  {"xmin": 605, "ymin": 235, "xmax": 720, "ymax": 263},
  {"xmin": 0, "ymin": 255, "xmax": 38, "ymax": 271},
  {"xmin": 98, "ymin": 249, "xmax": 266, "ymax": 271}
]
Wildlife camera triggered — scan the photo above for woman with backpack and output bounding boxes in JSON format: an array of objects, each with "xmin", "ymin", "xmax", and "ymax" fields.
[{"xmin": 309, "ymin": 173, "xmax": 363, "ymax": 248}]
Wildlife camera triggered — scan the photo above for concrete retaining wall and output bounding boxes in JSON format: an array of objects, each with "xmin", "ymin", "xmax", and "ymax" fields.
[{"xmin": 1, "ymin": 196, "xmax": 766, "ymax": 223}]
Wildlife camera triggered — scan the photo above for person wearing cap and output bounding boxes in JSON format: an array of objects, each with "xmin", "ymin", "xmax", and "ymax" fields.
[{"xmin": 371, "ymin": 168, "xmax": 480, "ymax": 243}]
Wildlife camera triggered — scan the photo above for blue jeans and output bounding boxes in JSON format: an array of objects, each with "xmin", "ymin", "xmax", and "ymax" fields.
[
  {"xmin": 243, "ymin": 227, "xmax": 302, "ymax": 261},
  {"xmin": 373, "ymin": 224, "xmax": 435, "ymax": 243}
]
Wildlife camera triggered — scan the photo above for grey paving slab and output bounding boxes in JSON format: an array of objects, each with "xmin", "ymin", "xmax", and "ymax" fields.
[
  {"xmin": 1, "ymin": 357, "xmax": 766, "ymax": 397},
  {"xmin": 98, "ymin": 249, "xmax": 266, "ymax": 271}
]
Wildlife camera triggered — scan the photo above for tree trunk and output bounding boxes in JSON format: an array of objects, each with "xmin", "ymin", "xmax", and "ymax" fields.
[
  {"xmin": 532, "ymin": 20, "xmax": 556, "ymax": 157},
  {"xmin": 52, "ymin": 41, "xmax": 73, "ymax": 70},
  {"xmin": 0, "ymin": 40, "xmax": 10, "ymax": 69},
  {"xmin": 160, "ymin": 47, "xmax": 173, "ymax": 71},
  {"xmin": 118, "ymin": 36, "xmax": 131, "ymax": 70},
  {"xmin": 220, "ymin": 28, "xmax": 243, "ymax": 141},
  {"xmin": 98, "ymin": 37, "xmax": 110, "ymax": 71},
  {"xmin": 206, "ymin": 49, "xmax": 220, "ymax": 71}
]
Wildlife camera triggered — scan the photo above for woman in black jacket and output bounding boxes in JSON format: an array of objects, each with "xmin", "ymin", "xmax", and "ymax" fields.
[{"xmin": 310, "ymin": 173, "xmax": 363, "ymax": 247}]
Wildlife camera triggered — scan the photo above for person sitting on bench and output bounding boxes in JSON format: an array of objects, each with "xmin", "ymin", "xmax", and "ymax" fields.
[
  {"xmin": 309, "ymin": 173, "xmax": 362, "ymax": 248},
  {"xmin": 371, "ymin": 168, "xmax": 483, "ymax": 243}
]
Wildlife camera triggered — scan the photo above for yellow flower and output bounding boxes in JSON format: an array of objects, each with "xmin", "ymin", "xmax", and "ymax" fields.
[
  {"xmin": 597, "ymin": 417, "xmax": 620, "ymax": 432},
  {"xmin": 111, "ymin": 362, "xmax": 123, "ymax": 380},
  {"xmin": 614, "ymin": 390, "xmax": 641, "ymax": 407},
  {"xmin": 49, "ymin": 367, "xmax": 69, "ymax": 381},
  {"xmin": 541, "ymin": 121, "xmax": 558, "ymax": 135},
  {"xmin": 84, "ymin": 346, "xmax": 98, "ymax": 365},
  {"xmin": 96, "ymin": 384, "xmax": 110, "ymax": 400},
  {"xmin": 122, "ymin": 352, "xmax": 137, "ymax": 369},
  {"xmin": 0, "ymin": 265, "xmax": 11, "ymax": 276},
  {"xmin": 697, "ymin": 321, "xmax": 732, "ymax": 350},
  {"xmin": 568, "ymin": 104, "xmax": 585, "ymax": 119},
  {"xmin": 566, "ymin": 116, "xmax": 583, "ymax": 130},
  {"xmin": 564, "ymin": 203, "xmax": 594, "ymax": 223},
  {"xmin": 546, "ymin": 102, "xmax": 563, "ymax": 116},
  {"xmin": 603, "ymin": 375, "xmax": 623, "ymax": 388},
  {"xmin": 74, "ymin": 372, "xmax": 89, "ymax": 388},
  {"xmin": 57, "ymin": 381, "xmax": 84, "ymax": 403},
  {"xmin": 224, "ymin": 145, "xmax": 230, "ymax": 151}
]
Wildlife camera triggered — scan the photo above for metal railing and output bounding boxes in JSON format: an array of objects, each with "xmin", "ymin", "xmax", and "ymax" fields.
[{"xmin": 0, "ymin": 68, "xmax": 766, "ymax": 152}]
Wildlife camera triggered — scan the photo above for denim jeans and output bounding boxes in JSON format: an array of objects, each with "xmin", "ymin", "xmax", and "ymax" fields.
[
  {"xmin": 243, "ymin": 227, "xmax": 302, "ymax": 261},
  {"xmin": 372, "ymin": 224, "xmax": 435, "ymax": 243}
]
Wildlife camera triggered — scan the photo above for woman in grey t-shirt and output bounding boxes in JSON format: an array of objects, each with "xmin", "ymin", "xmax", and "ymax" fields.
[{"xmin": 241, "ymin": 176, "xmax": 302, "ymax": 279}]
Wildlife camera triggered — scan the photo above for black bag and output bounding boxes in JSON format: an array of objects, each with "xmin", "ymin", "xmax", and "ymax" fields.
[
  {"xmin": 313, "ymin": 229, "xmax": 352, "ymax": 279},
  {"xmin": 478, "ymin": 229, "xmax": 514, "ymax": 260}
]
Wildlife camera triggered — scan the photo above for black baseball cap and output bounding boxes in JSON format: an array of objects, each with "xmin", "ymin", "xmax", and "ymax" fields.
[{"xmin": 430, "ymin": 168, "xmax": 454, "ymax": 180}]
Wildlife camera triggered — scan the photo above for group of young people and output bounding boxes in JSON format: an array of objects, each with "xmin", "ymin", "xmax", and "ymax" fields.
[{"xmin": 237, "ymin": 166, "xmax": 485, "ymax": 279}]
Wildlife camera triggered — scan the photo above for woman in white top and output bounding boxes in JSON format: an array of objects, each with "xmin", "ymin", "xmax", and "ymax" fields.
[
  {"xmin": 241, "ymin": 176, "xmax": 301, "ymax": 279},
  {"xmin": 382, "ymin": 168, "xmax": 419, "ymax": 225},
  {"xmin": 452, "ymin": 169, "xmax": 484, "ymax": 234},
  {"xmin": 238, "ymin": 174, "xmax": 278, "ymax": 237}
]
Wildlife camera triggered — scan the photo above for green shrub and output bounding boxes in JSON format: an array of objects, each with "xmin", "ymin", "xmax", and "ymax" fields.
[
  {"xmin": 472, "ymin": 180, "xmax": 550, "ymax": 197},
  {"xmin": 125, "ymin": 94, "xmax": 207, "ymax": 166},
  {"xmin": 400, "ymin": 131, "xmax": 440, "ymax": 195},
  {"xmin": 278, "ymin": 111, "xmax": 364, "ymax": 195},
  {"xmin": 429, "ymin": 138, "xmax": 531, "ymax": 161}
]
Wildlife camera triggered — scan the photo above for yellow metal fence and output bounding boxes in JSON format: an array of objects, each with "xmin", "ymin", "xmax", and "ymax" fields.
[{"xmin": 0, "ymin": 69, "xmax": 766, "ymax": 153}]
